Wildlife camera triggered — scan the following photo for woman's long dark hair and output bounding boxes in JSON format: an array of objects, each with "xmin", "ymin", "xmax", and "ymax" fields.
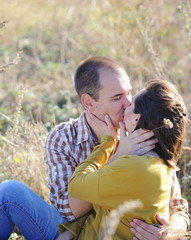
[{"xmin": 134, "ymin": 80, "xmax": 187, "ymax": 169}]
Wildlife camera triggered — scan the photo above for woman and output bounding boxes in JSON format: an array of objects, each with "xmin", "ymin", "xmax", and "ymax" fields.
[{"xmin": 58, "ymin": 80, "xmax": 187, "ymax": 239}]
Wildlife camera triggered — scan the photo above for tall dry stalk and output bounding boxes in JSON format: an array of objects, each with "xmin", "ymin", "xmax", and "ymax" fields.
[
  {"xmin": 182, "ymin": 0, "xmax": 191, "ymax": 107},
  {"xmin": 135, "ymin": 7, "xmax": 175, "ymax": 83},
  {"xmin": 182, "ymin": 0, "xmax": 191, "ymax": 47},
  {"xmin": 0, "ymin": 83, "xmax": 49, "ymax": 201},
  {"xmin": 0, "ymin": 52, "xmax": 22, "ymax": 73},
  {"xmin": 135, "ymin": 16, "xmax": 166, "ymax": 80},
  {"xmin": 0, "ymin": 20, "xmax": 22, "ymax": 73},
  {"xmin": 175, "ymin": 0, "xmax": 191, "ymax": 199},
  {"xmin": 98, "ymin": 200, "xmax": 143, "ymax": 240},
  {"xmin": 0, "ymin": 20, "xmax": 8, "ymax": 29}
]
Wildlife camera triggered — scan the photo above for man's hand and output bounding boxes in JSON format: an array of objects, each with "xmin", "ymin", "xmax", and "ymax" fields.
[
  {"xmin": 114, "ymin": 121, "xmax": 158, "ymax": 157},
  {"xmin": 56, "ymin": 230, "xmax": 74, "ymax": 240},
  {"xmin": 130, "ymin": 214, "xmax": 169, "ymax": 240},
  {"xmin": 86, "ymin": 110, "xmax": 118, "ymax": 142},
  {"xmin": 160, "ymin": 213, "xmax": 188, "ymax": 240}
]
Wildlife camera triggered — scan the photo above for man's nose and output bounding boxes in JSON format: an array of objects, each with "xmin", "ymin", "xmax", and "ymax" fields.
[{"xmin": 123, "ymin": 95, "xmax": 132, "ymax": 108}]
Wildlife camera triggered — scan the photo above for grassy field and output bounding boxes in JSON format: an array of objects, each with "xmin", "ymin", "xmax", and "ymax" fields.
[{"xmin": 0, "ymin": 0, "xmax": 191, "ymax": 238}]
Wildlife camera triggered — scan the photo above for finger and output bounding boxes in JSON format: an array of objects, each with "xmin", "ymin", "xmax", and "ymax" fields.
[
  {"xmin": 130, "ymin": 128, "xmax": 151, "ymax": 138},
  {"xmin": 130, "ymin": 220, "xmax": 160, "ymax": 240},
  {"xmin": 86, "ymin": 111, "xmax": 99, "ymax": 128},
  {"xmin": 131, "ymin": 219, "xmax": 161, "ymax": 239},
  {"xmin": 141, "ymin": 138, "xmax": 158, "ymax": 147},
  {"xmin": 137, "ymin": 138, "xmax": 158, "ymax": 155},
  {"xmin": 87, "ymin": 111, "xmax": 105, "ymax": 124},
  {"xmin": 105, "ymin": 114, "xmax": 113, "ymax": 128},
  {"xmin": 119, "ymin": 121, "xmax": 126, "ymax": 137},
  {"xmin": 135, "ymin": 131, "xmax": 155, "ymax": 144},
  {"xmin": 137, "ymin": 145, "xmax": 155, "ymax": 155},
  {"xmin": 156, "ymin": 214, "xmax": 169, "ymax": 226},
  {"xmin": 130, "ymin": 224, "xmax": 158, "ymax": 240},
  {"xmin": 86, "ymin": 110, "xmax": 95, "ymax": 120},
  {"xmin": 86, "ymin": 110, "xmax": 92, "ymax": 122}
]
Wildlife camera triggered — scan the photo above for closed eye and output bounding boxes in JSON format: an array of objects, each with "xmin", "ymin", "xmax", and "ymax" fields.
[{"xmin": 113, "ymin": 95, "xmax": 122, "ymax": 101}]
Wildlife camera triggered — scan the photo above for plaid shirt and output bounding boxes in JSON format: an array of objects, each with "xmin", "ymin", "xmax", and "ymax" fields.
[{"xmin": 44, "ymin": 111, "xmax": 189, "ymax": 224}]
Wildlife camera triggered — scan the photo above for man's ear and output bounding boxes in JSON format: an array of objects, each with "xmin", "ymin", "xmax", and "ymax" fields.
[{"xmin": 81, "ymin": 93, "xmax": 96, "ymax": 112}]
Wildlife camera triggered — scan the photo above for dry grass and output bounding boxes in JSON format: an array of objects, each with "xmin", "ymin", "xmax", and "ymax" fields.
[
  {"xmin": 0, "ymin": 0, "xmax": 191, "ymax": 239},
  {"xmin": 0, "ymin": 83, "xmax": 49, "ymax": 201},
  {"xmin": 98, "ymin": 200, "xmax": 143, "ymax": 240}
]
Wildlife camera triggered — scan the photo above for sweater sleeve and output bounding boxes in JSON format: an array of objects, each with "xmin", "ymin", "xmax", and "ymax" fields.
[
  {"xmin": 68, "ymin": 136, "xmax": 116, "ymax": 205},
  {"xmin": 69, "ymin": 143, "xmax": 172, "ymax": 215},
  {"xmin": 58, "ymin": 211, "xmax": 93, "ymax": 238}
]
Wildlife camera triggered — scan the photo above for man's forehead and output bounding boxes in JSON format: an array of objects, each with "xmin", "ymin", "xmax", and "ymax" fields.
[{"xmin": 99, "ymin": 67, "xmax": 131, "ymax": 85}]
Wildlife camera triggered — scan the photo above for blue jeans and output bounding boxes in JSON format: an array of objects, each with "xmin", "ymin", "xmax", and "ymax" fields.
[{"xmin": 0, "ymin": 180, "xmax": 67, "ymax": 240}]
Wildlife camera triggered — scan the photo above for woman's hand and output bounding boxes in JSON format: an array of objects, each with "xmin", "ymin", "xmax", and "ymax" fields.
[
  {"xmin": 114, "ymin": 121, "xmax": 157, "ymax": 157},
  {"xmin": 86, "ymin": 110, "xmax": 118, "ymax": 141}
]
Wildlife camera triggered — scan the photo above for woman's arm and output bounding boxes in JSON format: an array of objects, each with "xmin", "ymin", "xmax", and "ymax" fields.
[
  {"xmin": 68, "ymin": 196, "xmax": 92, "ymax": 219},
  {"xmin": 68, "ymin": 136, "xmax": 116, "ymax": 204}
]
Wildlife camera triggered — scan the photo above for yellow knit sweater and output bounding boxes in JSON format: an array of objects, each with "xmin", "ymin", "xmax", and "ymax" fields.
[{"xmin": 59, "ymin": 136, "xmax": 172, "ymax": 239}]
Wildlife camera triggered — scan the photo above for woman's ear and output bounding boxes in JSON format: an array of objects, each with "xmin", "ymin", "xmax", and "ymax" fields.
[
  {"xmin": 134, "ymin": 113, "xmax": 141, "ymax": 126},
  {"xmin": 135, "ymin": 114, "xmax": 141, "ymax": 122},
  {"xmin": 81, "ymin": 94, "xmax": 96, "ymax": 112}
]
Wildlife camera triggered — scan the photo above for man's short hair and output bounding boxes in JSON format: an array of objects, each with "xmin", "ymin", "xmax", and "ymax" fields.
[{"xmin": 74, "ymin": 56, "xmax": 125, "ymax": 101}]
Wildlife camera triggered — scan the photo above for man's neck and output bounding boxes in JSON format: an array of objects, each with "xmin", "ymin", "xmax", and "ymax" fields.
[{"xmin": 84, "ymin": 112, "xmax": 100, "ymax": 143}]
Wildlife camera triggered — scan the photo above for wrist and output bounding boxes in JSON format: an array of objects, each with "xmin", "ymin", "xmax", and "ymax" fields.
[
  {"xmin": 161, "ymin": 226, "xmax": 187, "ymax": 240},
  {"xmin": 169, "ymin": 214, "xmax": 188, "ymax": 230}
]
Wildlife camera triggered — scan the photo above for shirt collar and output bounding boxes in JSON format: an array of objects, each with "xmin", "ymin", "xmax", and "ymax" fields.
[{"xmin": 76, "ymin": 111, "xmax": 98, "ymax": 145}]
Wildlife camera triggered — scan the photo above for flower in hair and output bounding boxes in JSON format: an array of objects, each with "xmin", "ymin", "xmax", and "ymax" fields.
[
  {"xmin": 152, "ymin": 118, "xmax": 173, "ymax": 131},
  {"xmin": 163, "ymin": 118, "xmax": 173, "ymax": 129}
]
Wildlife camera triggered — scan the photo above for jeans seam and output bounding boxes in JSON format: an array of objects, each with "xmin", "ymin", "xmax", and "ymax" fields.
[{"xmin": 0, "ymin": 201, "xmax": 48, "ymax": 240}]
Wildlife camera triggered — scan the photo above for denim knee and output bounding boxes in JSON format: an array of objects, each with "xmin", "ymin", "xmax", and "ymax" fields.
[{"xmin": 0, "ymin": 180, "xmax": 23, "ymax": 203}]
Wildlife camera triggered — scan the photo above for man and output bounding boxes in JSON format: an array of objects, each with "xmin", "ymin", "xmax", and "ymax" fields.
[
  {"xmin": 1, "ymin": 55, "xmax": 148, "ymax": 240},
  {"xmin": 45, "ymin": 56, "xmax": 189, "ymax": 239}
]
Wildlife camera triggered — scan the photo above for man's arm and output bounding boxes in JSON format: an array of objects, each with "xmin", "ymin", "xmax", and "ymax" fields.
[
  {"xmin": 129, "ymin": 171, "xmax": 189, "ymax": 240},
  {"xmin": 129, "ymin": 214, "xmax": 187, "ymax": 240},
  {"xmin": 169, "ymin": 171, "xmax": 189, "ymax": 227},
  {"xmin": 44, "ymin": 126, "xmax": 92, "ymax": 220}
]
